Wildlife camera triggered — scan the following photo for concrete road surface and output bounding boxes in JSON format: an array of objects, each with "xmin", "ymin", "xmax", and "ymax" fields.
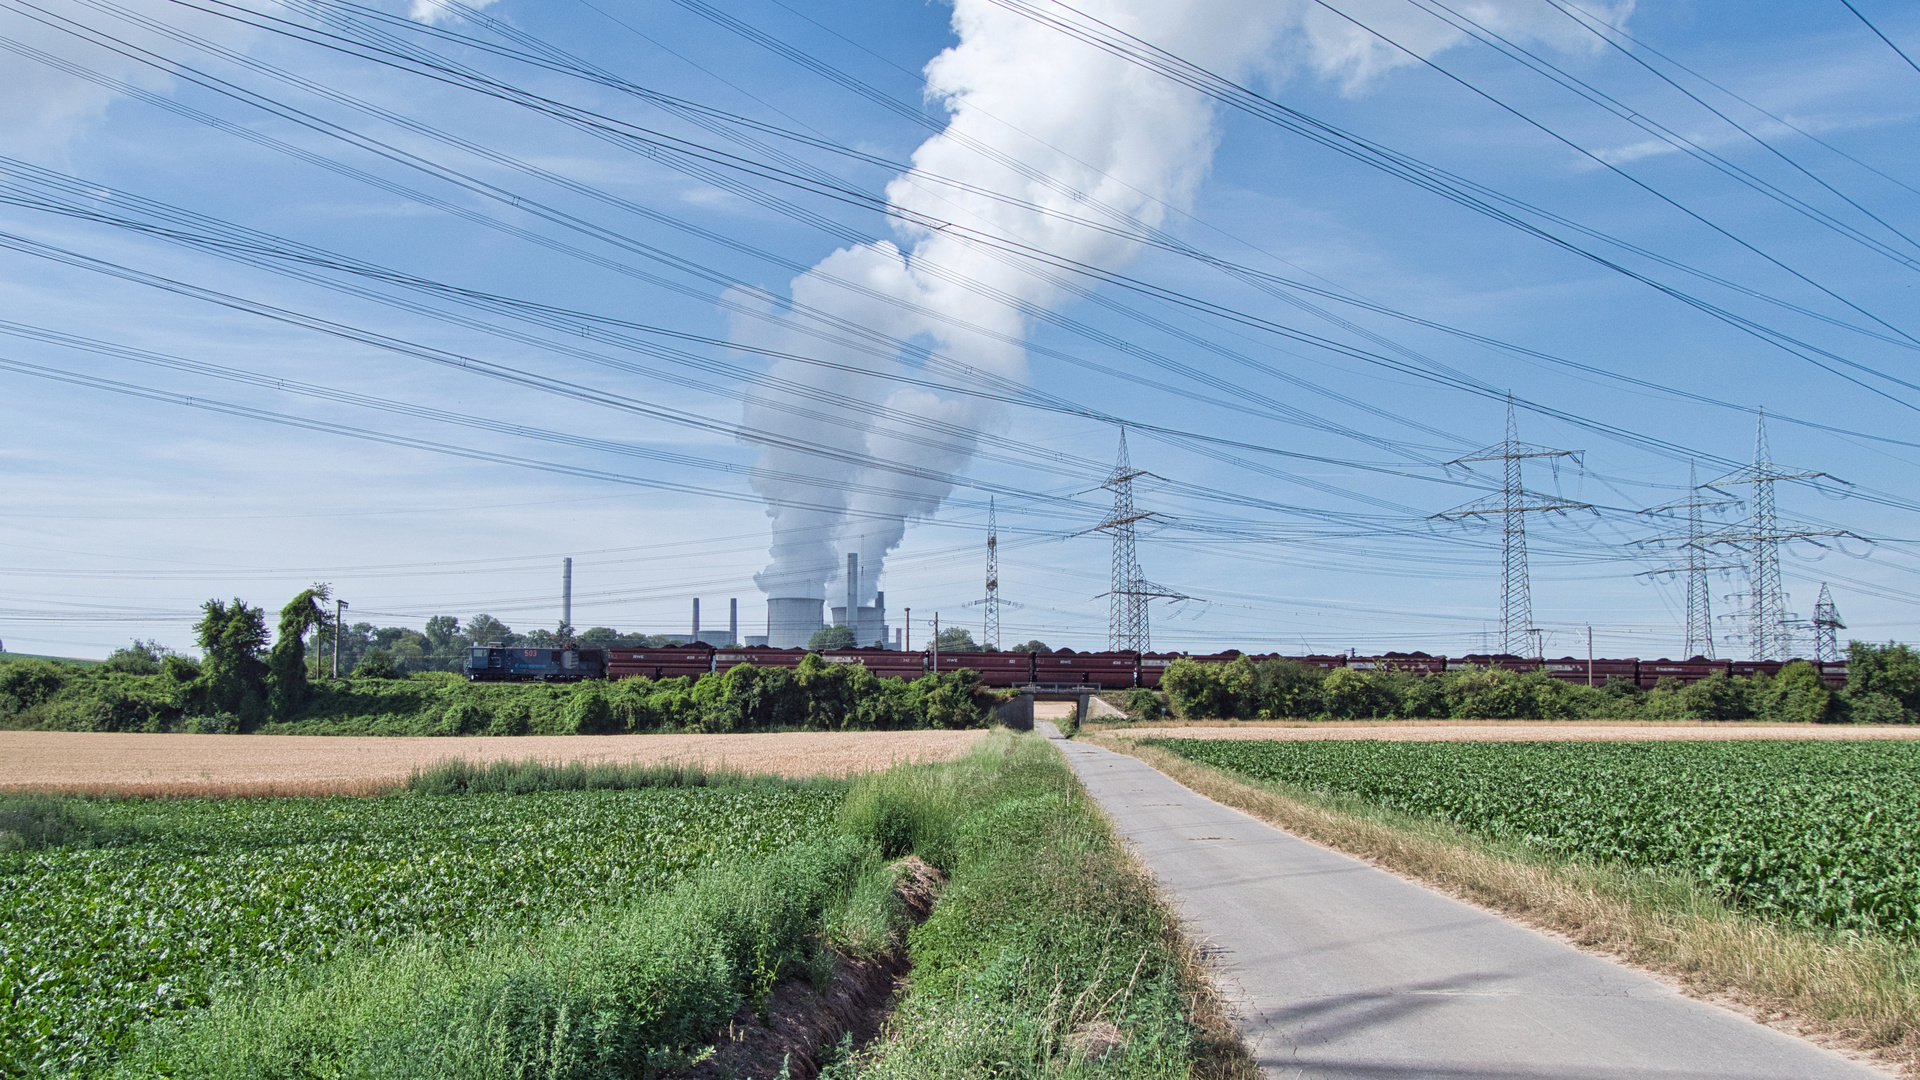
[{"xmin": 1041, "ymin": 725, "xmax": 1884, "ymax": 1079}]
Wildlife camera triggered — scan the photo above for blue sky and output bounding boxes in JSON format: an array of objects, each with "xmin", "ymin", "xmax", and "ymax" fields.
[{"xmin": 2, "ymin": 0, "xmax": 1918, "ymax": 660}]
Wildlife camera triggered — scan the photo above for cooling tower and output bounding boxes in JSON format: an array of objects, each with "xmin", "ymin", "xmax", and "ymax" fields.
[{"xmin": 766, "ymin": 597, "xmax": 824, "ymax": 648}]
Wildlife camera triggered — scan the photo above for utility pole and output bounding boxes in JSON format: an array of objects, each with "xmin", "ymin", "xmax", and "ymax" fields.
[
  {"xmin": 332, "ymin": 598, "xmax": 347, "ymax": 678},
  {"xmin": 1638, "ymin": 463, "xmax": 1741, "ymax": 659},
  {"xmin": 1095, "ymin": 430, "xmax": 1190, "ymax": 652},
  {"xmin": 1437, "ymin": 396, "xmax": 1591, "ymax": 656},
  {"xmin": 1812, "ymin": 584, "xmax": 1845, "ymax": 663},
  {"xmin": 1586, "ymin": 625, "xmax": 1593, "ymax": 686},
  {"xmin": 932, "ymin": 612, "xmax": 939, "ymax": 673},
  {"xmin": 562, "ymin": 557, "xmax": 573, "ymax": 640},
  {"xmin": 983, "ymin": 497, "xmax": 1000, "ymax": 651},
  {"xmin": 1698, "ymin": 412, "xmax": 1848, "ymax": 660},
  {"xmin": 904, "ymin": 607, "xmax": 910, "ymax": 653}
]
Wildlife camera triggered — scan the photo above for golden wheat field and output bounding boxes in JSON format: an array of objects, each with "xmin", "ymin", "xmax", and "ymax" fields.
[{"xmin": 0, "ymin": 729, "xmax": 991, "ymax": 796}]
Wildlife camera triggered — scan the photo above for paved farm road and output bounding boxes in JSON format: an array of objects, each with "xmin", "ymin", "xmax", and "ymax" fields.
[{"xmin": 1042, "ymin": 725, "xmax": 1884, "ymax": 1079}]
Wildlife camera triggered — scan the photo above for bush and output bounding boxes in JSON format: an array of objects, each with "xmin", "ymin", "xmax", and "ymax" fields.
[
  {"xmin": 1124, "ymin": 687, "xmax": 1164, "ymax": 720},
  {"xmin": 1845, "ymin": 641, "xmax": 1920, "ymax": 723},
  {"xmin": 1753, "ymin": 661, "xmax": 1835, "ymax": 723},
  {"xmin": 354, "ymin": 648, "xmax": 402, "ymax": 680}
]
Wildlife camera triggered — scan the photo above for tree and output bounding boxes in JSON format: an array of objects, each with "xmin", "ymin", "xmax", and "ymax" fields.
[
  {"xmin": 466, "ymin": 614, "xmax": 513, "ymax": 647},
  {"xmin": 577, "ymin": 627, "xmax": 623, "ymax": 650},
  {"xmin": 103, "ymin": 639, "xmax": 172, "ymax": 675},
  {"xmin": 933, "ymin": 626, "xmax": 978, "ymax": 653},
  {"xmin": 268, "ymin": 586, "xmax": 333, "ymax": 719},
  {"xmin": 807, "ymin": 625, "xmax": 856, "ymax": 651},
  {"xmin": 424, "ymin": 616, "xmax": 463, "ymax": 651},
  {"xmin": 354, "ymin": 648, "xmax": 401, "ymax": 679},
  {"xmin": 1844, "ymin": 641, "xmax": 1920, "ymax": 723},
  {"xmin": 194, "ymin": 598, "xmax": 270, "ymax": 724},
  {"xmin": 1008, "ymin": 640, "xmax": 1052, "ymax": 653}
]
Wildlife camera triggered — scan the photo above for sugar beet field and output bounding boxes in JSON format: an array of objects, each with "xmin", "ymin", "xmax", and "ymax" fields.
[
  {"xmin": 1155, "ymin": 739, "xmax": 1920, "ymax": 936},
  {"xmin": 0, "ymin": 783, "xmax": 841, "ymax": 1079}
]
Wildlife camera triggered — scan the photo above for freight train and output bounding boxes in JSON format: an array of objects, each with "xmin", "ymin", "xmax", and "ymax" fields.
[{"xmin": 463, "ymin": 643, "xmax": 1846, "ymax": 690}]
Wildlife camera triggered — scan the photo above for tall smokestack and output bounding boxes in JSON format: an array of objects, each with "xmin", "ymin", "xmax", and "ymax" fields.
[
  {"xmin": 846, "ymin": 553, "xmax": 859, "ymax": 628},
  {"xmin": 729, "ymin": 598, "xmax": 738, "ymax": 646},
  {"xmin": 562, "ymin": 557, "xmax": 572, "ymax": 632},
  {"xmin": 692, "ymin": 598, "xmax": 700, "ymax": 639}
]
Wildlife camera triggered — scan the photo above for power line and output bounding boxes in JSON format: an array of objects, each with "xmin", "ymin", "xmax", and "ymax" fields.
[{"xmin": 1840, "ymin": 0, "xmax": 1920, "ymax": 75}]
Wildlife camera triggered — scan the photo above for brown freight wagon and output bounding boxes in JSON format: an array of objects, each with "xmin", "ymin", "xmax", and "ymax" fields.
[
  {"xmin": 820, "ymin": 648, "xmax": 928, "ymax": 680},
  {"xmin": 932, "ymin": 650, "xmax": 1034, "ymax": 687},
  {"xmin": 1636, "ymin": 658, "xmax": 1731, "ymax": 688},
  {"xmin": 1031, "ymin": 650, "xmax": 1139, "ymax": 689},
  {"xmin": 1348, "ymin": 653, "xmax": 1445, "ymax": 676},
  {"xmin": 1539, "ymin": 657, "xmax": 1639, "ymax": 685},
  {"xmin": 1450, "ymin": 654, "xmax": 1542, "ymax": 673},
  {"xmin": 710, "ymin": 647, "xmax": 809, "ymax": 671},
  {"xmin": 606, "ymin": 644, "xmax": 715, "ymax": 680}
]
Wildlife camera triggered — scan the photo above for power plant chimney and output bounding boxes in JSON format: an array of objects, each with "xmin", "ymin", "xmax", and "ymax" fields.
[
  {"xmin": 692, "ymin": 597, "xmax": 700, "ymax": 640},
  {"xmin": 845, "ymin": 552, "xmax": 859, "ymax": 628},
  {"xmin": 729, "ymin": 598, "xmax": 738, "ymax": 646}
]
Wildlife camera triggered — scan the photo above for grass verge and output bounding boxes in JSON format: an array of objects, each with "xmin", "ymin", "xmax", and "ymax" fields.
[
  {"xmin": 1103, "ymin": 736, "xmax": 1920, "ymax": 1075},
  {"xmin": 846, "ymin": 730, "xmax": 1255, "ymax": 1079}
]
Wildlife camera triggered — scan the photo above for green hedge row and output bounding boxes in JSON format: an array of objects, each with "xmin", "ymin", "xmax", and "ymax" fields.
[
  {"xmin": 1159, "ymin": 650, "xmax": 1903, "ymax": 722},
  {"xmin": 0, "ymin": 654, "xmax": 996, "ymax": 735}
]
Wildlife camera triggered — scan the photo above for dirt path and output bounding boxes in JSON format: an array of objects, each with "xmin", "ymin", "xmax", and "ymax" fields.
[
  {"xmin": 1090, "ymin": 719, "xmax": 1920, "ymax": 742},
  {"xmin": 0, "ymin": 730, "xmax": 988, "ymax": 795}
]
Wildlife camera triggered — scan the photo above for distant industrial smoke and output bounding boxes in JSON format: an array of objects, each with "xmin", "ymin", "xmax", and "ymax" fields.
[{"xmin": 741, "ymin": 0, "xmax": 1631, "ymax": 607}]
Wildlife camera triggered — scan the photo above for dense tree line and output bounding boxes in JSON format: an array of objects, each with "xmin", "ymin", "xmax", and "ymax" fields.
[
  {"xmin": 0, "ymin": 590, "xmax": 999, "ymax": 734},
  {"xmin": 1159, "ymin": 642, "xmax": 1920, "ymax": 723}
]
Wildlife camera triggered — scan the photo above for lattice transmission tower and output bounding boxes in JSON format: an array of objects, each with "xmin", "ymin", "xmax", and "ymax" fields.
[
  {"xmin": 983, "ymin": 498, "xmax": 1000, "ymax": 650},
  {"xmin": 1437, "ymin": 397, "xmax": 1590, "ymax": 656},
  {"xmin": 1699, "ymin": 413, "xmax": 1846, "ymax": 661},
  {"xmin": 1639, "ymin": 463, "xmax": 1741, "ymax": 659},
  {"xmin": 1812, "ymin": 584, "xmax": 1845, "ymax": 663},
  {"xmin": 1096, "ymin": 430, "xmax": 1188, "ymax": 652}
]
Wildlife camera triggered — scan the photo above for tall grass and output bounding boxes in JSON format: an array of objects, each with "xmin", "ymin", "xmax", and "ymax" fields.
[
  {"xmin": 403, "ymin": 756, "xmax": 770, "ymax": 795},
  {"xmin": 846, "ymin": 732, "xmax": 1246, "ymax": 1079},
  {"xmin": 0, "ymin": 793, "xmax": 129, "ymax": 849}
]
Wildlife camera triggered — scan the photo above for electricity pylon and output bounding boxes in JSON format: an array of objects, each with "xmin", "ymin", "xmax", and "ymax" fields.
[
  {"xmin": 1700, "ymin": 413, "xmax": 1847, "ymax": 660},
  {"xmin": 1095, "ymin": 430, "xmax": 1189, "ymax": 652},
  {"xmin": 983, "ymin": 498, "xmax": 1000, "ymax": 650},
  {"xmin": 1639, "ymin": 463, "xmax": 1741, "ymax": 659},
  {"xmin": 1436, "ymin": 396, "xmax": 1590, "ymax": 656},
  {"xmin": 1812, "ymin": 584, "xmax": 1845, "ymax": 663}
]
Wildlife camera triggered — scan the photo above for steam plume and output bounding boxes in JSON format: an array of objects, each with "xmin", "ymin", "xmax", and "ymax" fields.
[{"xmin": 743, "ymin": 0, "xmax": 1631, "ymax": 606}]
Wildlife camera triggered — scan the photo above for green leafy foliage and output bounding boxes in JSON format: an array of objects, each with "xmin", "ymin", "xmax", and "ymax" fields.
[
  {"xmin": 267, "ymin": 586, "xmax": 332, "ymax": 719},
  {"xmin": 191, "ymin": 599, "xmax": 269, "ymax": 725},
  {"xmin": 1, "ymin": 785, "xmax": 841, "ymax": 1079},
  {"xmin": 932, "ymin": 626, "xmax": 979, "ymax": 653},
  {"xmin": 1156, "ymin": 738, "xmax": 1920, "ymax": 936},
  {"xmin": 1160, "ymin": 655, "xmax": 1852, "ymax": 721},
  {"xmin": 807, "ymin": 625, "xmax": 858, "ymax": 650},
  {"xmin": 1847, "ymin": 641, "xmax": 1920, "ymax": 723}
]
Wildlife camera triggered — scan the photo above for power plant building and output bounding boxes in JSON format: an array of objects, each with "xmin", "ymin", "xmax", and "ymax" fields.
[{"xmin": 763, "ymin": 552, "xmax": 892, "ymax": 648}]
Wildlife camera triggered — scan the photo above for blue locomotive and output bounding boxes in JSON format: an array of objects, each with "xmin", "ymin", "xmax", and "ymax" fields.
[{"xmin": 464, "ymin": 645, "xmax": 607, "ymax": 682}]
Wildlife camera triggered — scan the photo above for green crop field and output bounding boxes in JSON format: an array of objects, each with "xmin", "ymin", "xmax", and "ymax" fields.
[
  {"xmin": 1153, "ymin": 739, "xmax": 1920, "ymax": 937},
  {"xmin": 0, "ymin": 784, "xmax": 841, "ymax": 1079}
]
